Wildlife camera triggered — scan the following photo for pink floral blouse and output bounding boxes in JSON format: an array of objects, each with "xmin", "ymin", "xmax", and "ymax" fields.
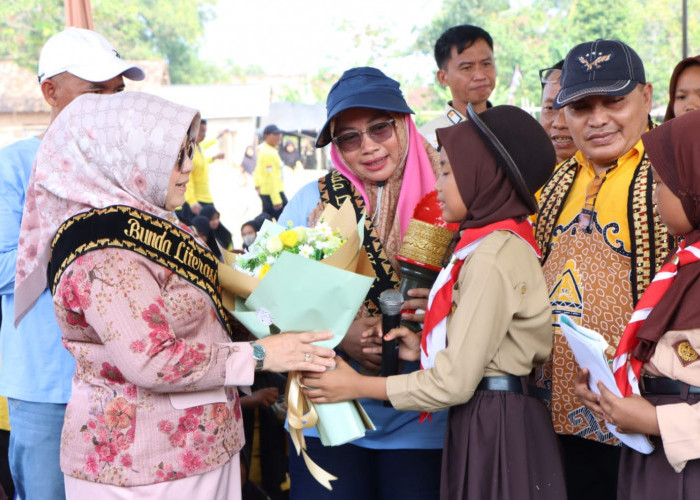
[{"xmin": 53, "ymin": 248, "xmax": 254, "ymax": 487}]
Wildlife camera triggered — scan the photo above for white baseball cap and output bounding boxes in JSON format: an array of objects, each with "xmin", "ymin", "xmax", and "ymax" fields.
[{"xmin": 38, "ymin": 28, "xmax": 145, "ymax": 84}]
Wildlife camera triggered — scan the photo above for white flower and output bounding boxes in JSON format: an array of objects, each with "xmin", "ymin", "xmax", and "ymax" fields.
[
  {"xmin": 266, "ymin": 256, "xmax": 276, "ymax": 265},
  {"xmin": 326, "ymin": 236, "xmax": 342, "ymax": 250},
  {"xmin": 265, "ymin": 235, "xmax": 283, "ymax": 253},
  {"xmin": 294, "ymin": 227, "xmax": 307, "ymax": 243},
  {"xmin": 298, "ymin": 244, "xmax": 314, "ymax": 258},
  {"xmin": 315, "ymin": 222, "xmax": 332, "ymax": 238}
]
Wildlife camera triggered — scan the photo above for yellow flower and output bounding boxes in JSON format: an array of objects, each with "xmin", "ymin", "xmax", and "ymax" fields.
[
  {"xmin": 258, "ymin": 264, "xmax": 271, "ymax": 279},
  {"xmin": 279, "ymin": 229, "xmax": 298, "ymax": 248}
]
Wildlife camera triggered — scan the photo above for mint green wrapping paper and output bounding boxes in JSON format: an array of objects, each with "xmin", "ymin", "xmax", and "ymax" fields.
[{"xmin": 232, "ymin": 251, "xmax": 376, "ymax": 445}]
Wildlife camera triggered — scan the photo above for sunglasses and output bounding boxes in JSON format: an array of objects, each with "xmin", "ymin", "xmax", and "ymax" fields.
[
  {"xmin": 177, "ymin": 140, "xmax": 196, "ymax": 171},
  {"xmin": 539, "ymin": 67, "xmax": 562, "ymax": 87},
  {"xmin": 332, "ymin": 119, "xmax": 395, "ymax": 153}
]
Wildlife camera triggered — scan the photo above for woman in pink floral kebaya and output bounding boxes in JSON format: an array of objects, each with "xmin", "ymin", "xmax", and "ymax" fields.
[{"xmin": 13, "ymin": 92, "xmax": 335, "ymax": 499}]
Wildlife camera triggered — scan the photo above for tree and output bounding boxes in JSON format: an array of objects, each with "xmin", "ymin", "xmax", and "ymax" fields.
[
  {"xmin": 416, "ymin": 0, "xmax": 510, "ymax": 54},
  {"xmin": 417, "ymin": 0, "xmax": 700, "ymax": 113},
  {"xmin": 0, "ymin": 0, "xmax": 221, "ymax": 84}
]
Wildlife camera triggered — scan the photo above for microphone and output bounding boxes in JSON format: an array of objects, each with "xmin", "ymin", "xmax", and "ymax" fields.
[{"xmin": 379, "ymin": 289, "xmax": 403, "ymax": 381}]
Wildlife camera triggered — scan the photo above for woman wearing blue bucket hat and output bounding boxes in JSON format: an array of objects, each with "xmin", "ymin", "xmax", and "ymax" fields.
[{"xmin": 280, "ymin": 67, "xmax": 445, "ymax": 499}]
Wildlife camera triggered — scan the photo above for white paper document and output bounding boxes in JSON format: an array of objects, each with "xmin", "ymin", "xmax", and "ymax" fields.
[{"xmin": 559, "ymin": 315, "xmax": 654, "ymax": 454}]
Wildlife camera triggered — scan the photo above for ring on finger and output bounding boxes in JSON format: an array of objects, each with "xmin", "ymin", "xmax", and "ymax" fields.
[{"xmin": 304, "ymin": 352, "xmax": 311, "ymax": 362}]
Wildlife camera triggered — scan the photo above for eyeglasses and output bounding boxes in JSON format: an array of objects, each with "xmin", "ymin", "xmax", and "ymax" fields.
[
  {"xmin": 177, "ymin": 140, "xmax": 196, "ymax": 171},
  {"xmin": 332, "ymin": 119, "xmax": 395, "ymax": 153},
  {"xmin": 539, "ymin": 68, "xmax": 562, "ymax": 87}
]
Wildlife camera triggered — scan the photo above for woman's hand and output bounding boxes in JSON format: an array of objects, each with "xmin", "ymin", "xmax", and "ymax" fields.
[
  {"xmin": 339, "ymin": 317, "xmax": 382, "ymax": 371},
  {"xmin": 597, "ymin": 382, "xmax": 660, "ymax": 435},
  {"xmin": 573, "ymin": 369, "xmax": 605, "ymax": 421},
  {"xmin": 301, "ymin": 357, "xmax": 365, "ymax": 403},
  {"xmin": 402, "ymin": 287, "xmax": 430, "ymax": 323},
  {"xmin": 257, "ymin": 331, "xmax": 335, "ymax": 373},
  {"xmin": 361, "ymin": 326, "xmax": 421, "ymax": 362}
]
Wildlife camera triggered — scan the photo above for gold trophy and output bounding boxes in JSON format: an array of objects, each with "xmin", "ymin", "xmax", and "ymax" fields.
[{"xmin": 396, "ymin": 190, "xmax": 458, "ymax": 331}]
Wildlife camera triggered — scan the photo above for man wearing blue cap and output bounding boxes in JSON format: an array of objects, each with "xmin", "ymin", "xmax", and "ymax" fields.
[
  {"xmin": 254, "ymin": 124, "xmax": 287, "ymax": 220},
  {"xmin": 0, "ymin": 28, "xmax": 144, "ymax": 500},
  {"xmin": 534, "ymin": 39, "xmax": 671, "ymax": 500}
]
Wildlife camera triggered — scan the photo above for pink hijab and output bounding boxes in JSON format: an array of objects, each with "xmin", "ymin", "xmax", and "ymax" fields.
[
  {"xmin": 329, "ymin": 114, "xmax": 436, "ymax": 238},
  {"xmin": 14, "ymin": 91, "xmax": 199, "ymax": 325}
]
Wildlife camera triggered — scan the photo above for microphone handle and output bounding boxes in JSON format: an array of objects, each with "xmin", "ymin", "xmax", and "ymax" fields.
[{"xmin": 381, "ymin": 313, "xmax": 401, "ymax": 378}]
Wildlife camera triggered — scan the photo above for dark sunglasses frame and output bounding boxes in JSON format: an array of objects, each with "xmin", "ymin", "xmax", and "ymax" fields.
[
  {"xmin": 331, "ymin": 119, "xmax": 396, "ymax": 153},
  {"xmin": 177, "ymin": 140, "xmax": 196, "ymax": 171}
]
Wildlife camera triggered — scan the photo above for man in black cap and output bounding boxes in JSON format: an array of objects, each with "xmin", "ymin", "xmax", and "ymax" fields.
[
  {"xmin": 419, "ymin": 24, "xmax": 497, "ymax": 149},
  {"xmin": 534, "ymin": 39, "xmax": 671, "ymax": 500},
  {"xmin": 254, "ymin": 124, "xmax": 287, "ymax": 220}
]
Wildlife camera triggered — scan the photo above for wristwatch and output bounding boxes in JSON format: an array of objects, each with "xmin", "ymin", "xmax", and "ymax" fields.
[{"xmin": 250, "ymin": 341, "xmax": 265, "ymax": 372}]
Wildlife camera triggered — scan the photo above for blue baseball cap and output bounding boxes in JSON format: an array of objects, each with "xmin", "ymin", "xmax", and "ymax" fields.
[
  {"xmin": 554, "ymin": 39, "xmax": 646, "ymax": 109},
  {"xmin": 316, "ymin": 67, "xmax": 413, "ymax": 148}
]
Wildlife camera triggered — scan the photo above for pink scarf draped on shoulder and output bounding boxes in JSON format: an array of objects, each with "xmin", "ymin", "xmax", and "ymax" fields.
[
  {"xmin": 14, "ymin": 91, "xmax": 199, "ymax": 326},
  {"xmin": 329, "ymin": 114, "xmax": 436, "ymax": 238}
]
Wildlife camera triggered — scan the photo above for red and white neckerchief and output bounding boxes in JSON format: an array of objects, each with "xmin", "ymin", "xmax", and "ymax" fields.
[
  {"xmin": 613, "ymin": 239, "xmax": 700, "ymax": 397},
  {"xmin": 418, "ymin": 218, "xmax": 541, "ymax": 422}
]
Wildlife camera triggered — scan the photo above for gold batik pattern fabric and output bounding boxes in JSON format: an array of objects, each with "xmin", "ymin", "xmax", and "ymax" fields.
[
  {"xmin": 535, "ymin": 140, "xmax": 672, "ymax": 446},
  {"xmin": 541, "ymin": 225, "xmax": 634, "ymax": 444}
]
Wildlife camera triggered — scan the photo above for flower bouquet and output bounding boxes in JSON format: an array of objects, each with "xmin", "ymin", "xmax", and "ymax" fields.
[
  {"xmin": 234, "ymin": 220, "xmax": 347, "ymax": 280},
  {"xmin": 217, "ymin": 199, "xmax": 376, "ymax": 489}
]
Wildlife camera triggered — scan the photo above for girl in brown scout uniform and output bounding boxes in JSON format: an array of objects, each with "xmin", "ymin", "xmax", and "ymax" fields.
[
  {"xmin": 303, "ymin": 104, "xmax": 567, "ymax": 500},
  {"xmin": 576, "ymin": 110, "xmax": 700, "ymax": 499}
]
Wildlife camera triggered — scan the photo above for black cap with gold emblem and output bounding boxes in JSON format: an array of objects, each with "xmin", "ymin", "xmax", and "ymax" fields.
[{"xmin": 554, "ymin": 39, "xmax": 646, "ymax": 109}]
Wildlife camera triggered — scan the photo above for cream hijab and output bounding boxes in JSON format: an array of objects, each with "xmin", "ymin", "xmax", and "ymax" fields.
[{"xmin": 14, "ymin": 91, "xmax": 199, "ymax": 325}]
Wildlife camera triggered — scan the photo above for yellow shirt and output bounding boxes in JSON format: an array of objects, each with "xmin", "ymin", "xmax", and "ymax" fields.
[
  {"xmin": 0, "ymin": 398, "xmax": 8, "ymax": 431},
  {"xmin": 537, "ymin": 139, "xmax": 646, "ymax": 445},
  {"xmin": 184, "ymin": 138, "xmax": 217, "ymax": 205},
  {"xmin": 551, "ymin": 143, "xmax": 644, "ymax": 251},
  {"xmin": 254, "ymin": 142, "xmax": 284, "ymax": 205}
]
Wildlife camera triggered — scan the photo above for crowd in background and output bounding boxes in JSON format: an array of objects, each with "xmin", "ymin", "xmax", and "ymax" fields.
[{"xmin": 0, "ymin": 19, "xmax": 699, "ymax": 500}]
